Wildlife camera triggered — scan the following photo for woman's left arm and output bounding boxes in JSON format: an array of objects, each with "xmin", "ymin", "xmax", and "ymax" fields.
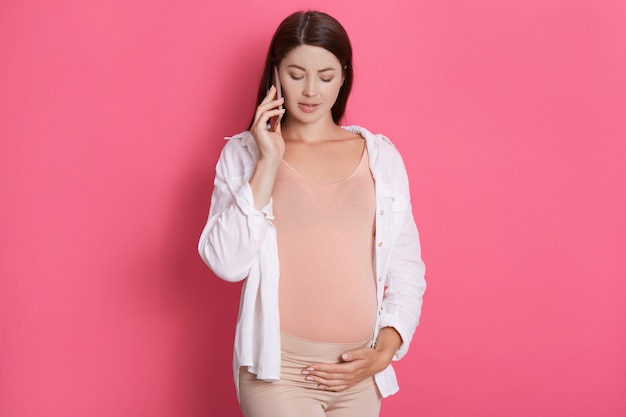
[{"xmin": 377, "ymin": 201, "xmax": 427, "ymax": 361}]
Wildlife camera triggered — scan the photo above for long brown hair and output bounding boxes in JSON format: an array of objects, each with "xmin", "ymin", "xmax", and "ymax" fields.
[{"xmin": 249, "ymin": 10, "xmax": 354, "ymax": 129}]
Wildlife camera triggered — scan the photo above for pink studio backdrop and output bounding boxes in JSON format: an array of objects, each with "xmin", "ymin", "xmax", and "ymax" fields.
[{"xmin": 1, "ymin": 0, "xmax": 625, "ymax": 416}]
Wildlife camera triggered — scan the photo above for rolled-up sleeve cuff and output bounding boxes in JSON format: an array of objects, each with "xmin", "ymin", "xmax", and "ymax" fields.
[
  {"xmin": 260, "ymin": 199, "xmax": 274, "ymax": 220},
  {"xmin": 234, "ymin": 183, "xmax": 275, "ymax": 220},
  {"xmin": 379, "ymin": 316, "xmax": 412, "ymax": 360}
]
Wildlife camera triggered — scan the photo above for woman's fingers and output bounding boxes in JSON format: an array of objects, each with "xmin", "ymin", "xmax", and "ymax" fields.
[
  {"xmin": 300, "ymin": 347, "xmax": 381, "ymax": 392},
  {"xmin": 252, "ymin": 86, "xmax": 284, "ymax": 128},
  {"xmin": 249, "ymin": 86, "xmax": 286, "ymax": 159},
  {"xmin": 252, "ymin": 107, "xmax": 285, "ymax": 134},
  {"xmin": 252, "ymin": 101, "xmax": 285, "ymax": 132}
]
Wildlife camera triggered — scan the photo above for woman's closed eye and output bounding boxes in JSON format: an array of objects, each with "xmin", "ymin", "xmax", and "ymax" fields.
[{"xmin": 287, "ymin": 74, "xmax": 334, "ymax": 83}]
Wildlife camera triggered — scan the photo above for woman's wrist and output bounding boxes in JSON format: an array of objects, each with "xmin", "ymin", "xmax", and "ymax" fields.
[
  {"xmin": 256, "ymin": 155, "xmax": 282, "ymax": 169},
  {"xmin": 373, "ymin": 327, "xmax": 403, "ymax": 371},
  {"xmin": 249, "ymin": 157, "xmax": 281, "ymax": 210}
]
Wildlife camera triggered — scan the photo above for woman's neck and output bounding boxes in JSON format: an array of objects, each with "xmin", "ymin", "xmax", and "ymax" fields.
[{"xmin": 280, "ymin": 117, "xmax": 344, "ymax": 144}]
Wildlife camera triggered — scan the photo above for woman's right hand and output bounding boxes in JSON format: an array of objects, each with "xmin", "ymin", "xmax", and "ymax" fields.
[
  {"xmin": 247, "ymin": 85, "xmax": 286, "ymax": 209},
  {"xmin": 250, "ymin": 85, "xmax": 286, "ymax": 162}
]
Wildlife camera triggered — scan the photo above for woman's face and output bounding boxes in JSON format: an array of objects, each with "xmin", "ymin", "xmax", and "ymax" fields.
[{"xmin": 278, "ymin": 45, "xmax": 344, "ymax": 125}]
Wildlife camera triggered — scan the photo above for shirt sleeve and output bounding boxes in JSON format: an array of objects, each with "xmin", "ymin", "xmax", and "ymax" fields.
[
  {"xmin": 377, "ymin": 146, "xmax": 427, "ymax": 360},
  {"xmin": 379, "ymin": 202, "xmax": 426, "ymax": 360},
  {"xmin": 198, "ymin": 139, "xmax": 274, "ymax": 282}
]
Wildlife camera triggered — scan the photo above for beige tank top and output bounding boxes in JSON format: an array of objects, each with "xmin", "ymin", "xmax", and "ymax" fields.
[{"xmin": 273, "ymin": 147, "xmax": 377, "ymax": 342}]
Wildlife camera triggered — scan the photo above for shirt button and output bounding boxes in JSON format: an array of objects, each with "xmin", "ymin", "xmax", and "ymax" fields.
[
  {"xmin": 378, "ymin": 276, "xmax": 383, "ymax": 282},
  {"xmin": 379, "ymin": 210, "xmax": 384, "ymax": 215},
  {"xmin": 377, "ymin": 242, "xmax": 383, "ymax": 247}
]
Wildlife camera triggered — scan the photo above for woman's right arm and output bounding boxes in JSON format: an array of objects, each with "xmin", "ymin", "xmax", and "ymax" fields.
[
  {"xmin": 197, "ymin": 87, "xmax": 285, "ymax": 282},
  {"xmin": 248, "ymin": 85, "xmax": 285, "ymax": 209},
  {"xmin": 197, "ymin": 142, "xmax": 272, "ymax": 282}
]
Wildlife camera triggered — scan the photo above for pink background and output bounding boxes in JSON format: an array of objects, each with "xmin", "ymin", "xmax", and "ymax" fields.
[{"xmin": 1, "ymin": 0, "xmax": 625, "ymax": 416}]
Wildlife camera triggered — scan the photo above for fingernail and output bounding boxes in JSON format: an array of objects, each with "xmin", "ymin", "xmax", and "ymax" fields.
[
  {"xmin": 305, "ymin": 376, "xmax": 313, "ymax": 381},
  {"xmin": 301, "ymin": 370, "xmax": 309, "ymax": 375}
]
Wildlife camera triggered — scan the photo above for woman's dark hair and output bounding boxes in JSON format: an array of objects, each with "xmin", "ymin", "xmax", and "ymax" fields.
[{"xmin": 249, "ymin": 10, "xmax": 353, "ymax": 128}]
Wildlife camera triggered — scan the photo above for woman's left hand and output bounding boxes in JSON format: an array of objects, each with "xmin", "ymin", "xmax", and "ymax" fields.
[
  {"xmin": 301, "ymin": 327, "xmax": 402, "ymax": 392},
  {"xmin": 301, "ymin": 348, "xmax": 385, "ymax": 391}
]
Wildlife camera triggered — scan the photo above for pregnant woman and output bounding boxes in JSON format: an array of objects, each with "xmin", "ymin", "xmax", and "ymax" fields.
[{"xmin": 198, "ymin": 10, "xmax": 426, "ymax": 417}]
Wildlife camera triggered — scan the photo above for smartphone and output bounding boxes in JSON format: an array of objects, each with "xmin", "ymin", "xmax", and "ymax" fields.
[{"xmin": 269, "ymin": 66, "xmax": 283, "ymax": 132}]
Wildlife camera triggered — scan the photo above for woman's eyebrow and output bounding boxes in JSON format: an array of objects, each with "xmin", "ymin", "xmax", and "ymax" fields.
[{"xmin": 287, "ymin": 64, "xmax": 337, "ymax": 73}]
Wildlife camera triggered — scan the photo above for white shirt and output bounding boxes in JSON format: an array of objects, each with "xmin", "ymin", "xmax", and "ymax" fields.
[{"xmin": 198, "ymin": 125, "xmax": 426, "ymax": 401}]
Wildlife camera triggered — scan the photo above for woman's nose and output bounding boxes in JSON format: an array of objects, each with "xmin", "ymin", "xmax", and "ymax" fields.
[{"xmin": 302, "ymin": 79, "xmax": 316, "ymax": 97}]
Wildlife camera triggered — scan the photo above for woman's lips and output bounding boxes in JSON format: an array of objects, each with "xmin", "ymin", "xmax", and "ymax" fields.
[{"xmin": 298, "ymin": 103, "xmax": 319, "ymax": 113}]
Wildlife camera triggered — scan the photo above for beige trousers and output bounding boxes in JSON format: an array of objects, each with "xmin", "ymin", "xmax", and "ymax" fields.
[{"xmin": 239, "ymin": 332, "xmax": 382, "ymax": 417}]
